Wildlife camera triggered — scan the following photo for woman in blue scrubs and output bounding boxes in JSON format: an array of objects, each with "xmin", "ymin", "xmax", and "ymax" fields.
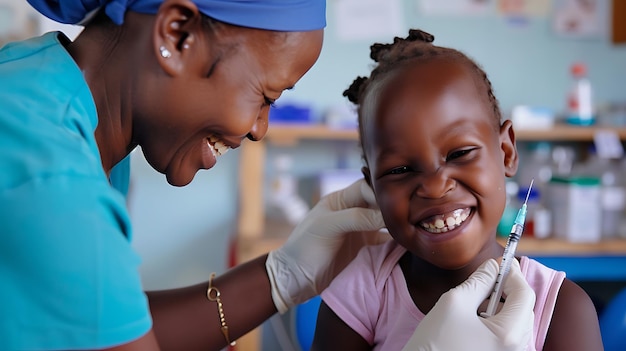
[{"xmin": 0, "ymin": 1, "xmax": 535, "ymax": 350}]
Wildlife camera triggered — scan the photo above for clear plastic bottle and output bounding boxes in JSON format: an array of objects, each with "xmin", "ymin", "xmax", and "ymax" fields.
[
  {"xmin": 566, "ymin": 62, "xmax": 594, "ymax": 126},
  {"xmin": 599, "ymin": 158, "xmax": 626, "ymax": 238},
  {"xmin": 578, "ymin": 149, "xmax": 626, "ymax": 239},
  {"xmin": 268, "ymin": 154, "xmax": 310, "ymax": 225}
]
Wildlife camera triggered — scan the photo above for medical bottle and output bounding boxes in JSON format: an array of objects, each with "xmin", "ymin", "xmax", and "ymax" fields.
[
  {"xmin": 268, "ymin": 154, "xmax": 310, "ymax": 225},
  {"xmin": 582, "ymin": 148, "xmax": 626, "ymax": 239},
  {"xmin": 598, "ymin": 157, "xmax": 626, "ymax": 238},
  {"xmin": 531, "ymin": 189, "xmax": 552, "ymax": 239},
  {"xmin": 516, "ymin": 186, "xmax": 551, "ymax": 239},
  {"xmin": 566, "ymin": 62, "xmax": 594, "ymax": 126},
  {"xmin": 497, "ymin": 181, "xmax": 519, "ymax": 238}
]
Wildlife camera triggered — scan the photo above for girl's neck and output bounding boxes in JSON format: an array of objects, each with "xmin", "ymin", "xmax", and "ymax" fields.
[{"xmin": 400, "ymin": 242, "xmax": 503, "ymax": 314}]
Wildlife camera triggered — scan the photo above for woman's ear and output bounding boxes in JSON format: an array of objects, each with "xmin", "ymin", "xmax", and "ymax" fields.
[
  {"xmin": 500, "ymin": 119, "xmax": 519, "ymax": 177},
  {"xmin": 152, "ymin": 0, "xmax": 203, "ymax": 76},
  {"xmin": 361, "ymin": 166, "xmax": 373, "ymax": 188}
]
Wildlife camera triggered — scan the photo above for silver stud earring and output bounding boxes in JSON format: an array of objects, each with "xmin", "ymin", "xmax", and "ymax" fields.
[{"xmin": 159, "ymin": 46, "xmax": 172, "ymax": 58}]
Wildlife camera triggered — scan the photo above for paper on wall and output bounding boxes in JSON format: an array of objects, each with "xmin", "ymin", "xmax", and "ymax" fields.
[{"xmin": 334, "ymin": 0, "xmax": 405, "ymax": 41}]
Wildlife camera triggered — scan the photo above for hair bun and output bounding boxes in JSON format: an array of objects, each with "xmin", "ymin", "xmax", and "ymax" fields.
[{"xmin": 407, "ymin": 29, "xmax": 434, "ymax": 43}]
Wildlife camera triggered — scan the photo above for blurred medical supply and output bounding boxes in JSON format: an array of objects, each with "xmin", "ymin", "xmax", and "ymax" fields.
[
  {"xmin": 511, "ymin": 106, "xmax": 555, "ymax": 130},
  {"xmin": 269, "ymin": 103, "xmax": 314, "ymax": 124},
  {"xmin": 565, "ymin": 62, "xmax": 595, "ymax": 126},
  {"xmin": 549, "ymin": 176, "xmax": 602, "ymax": 243},
  {"xmin": 267, "ymin": 154, "xmax": 310, "ymax": 225}
]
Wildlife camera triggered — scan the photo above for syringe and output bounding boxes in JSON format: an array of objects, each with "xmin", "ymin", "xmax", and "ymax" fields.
[{"xmin": 483, "ymin": 179, "xmax": 534, "ymax": 317}]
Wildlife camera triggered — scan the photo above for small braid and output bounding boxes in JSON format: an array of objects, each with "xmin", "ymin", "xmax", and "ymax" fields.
[
  {"xmin": 344, "ymin": 28, "xmax": 503, "ymax": 146},
  {"xmin": 343, "ymin": 76, "xmax": 367, "ymax": 104}
]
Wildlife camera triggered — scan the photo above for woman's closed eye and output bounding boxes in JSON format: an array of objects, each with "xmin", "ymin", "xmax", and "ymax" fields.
[{"xmin": 263, "ymin": 96, "xmax": 276, "ymax": 107}]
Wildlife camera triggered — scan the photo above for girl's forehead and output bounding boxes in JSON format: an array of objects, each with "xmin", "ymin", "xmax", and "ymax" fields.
[
  {"xmin": 362, "ymin": 63, "xmax": 491, "ymax": 133},
  {"xmin": 378, "ymin": 61, "xmax": 479, "ymax": 110}
]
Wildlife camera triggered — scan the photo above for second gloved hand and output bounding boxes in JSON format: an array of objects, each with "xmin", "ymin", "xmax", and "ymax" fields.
[
  {"xmin": 402, "ymin": 258, "xmax": 536, "ymax": 351},
  {"xmin": 266, "ymin": 179, "xmax": 386, "ymax": 314}
]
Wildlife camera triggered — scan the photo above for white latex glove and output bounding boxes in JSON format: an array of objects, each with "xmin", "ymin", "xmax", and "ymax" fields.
[
  {"xmin": 266, "ymin": 179, "xmax": 386, "ymax": 314},
  {"xmin": 402, "ymin": 258, "xmax": 536, "ymax": 351}
]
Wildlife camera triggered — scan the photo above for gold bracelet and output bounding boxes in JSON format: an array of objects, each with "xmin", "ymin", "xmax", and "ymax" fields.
[{"xmin": 207, "ymin": 273, "xmax": 236, "ymax": 346}]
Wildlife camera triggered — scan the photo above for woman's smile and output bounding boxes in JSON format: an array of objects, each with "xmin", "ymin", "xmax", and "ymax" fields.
[{"xmin": 201, "ymin": 135, "xmax": 230, "ymax": 170}]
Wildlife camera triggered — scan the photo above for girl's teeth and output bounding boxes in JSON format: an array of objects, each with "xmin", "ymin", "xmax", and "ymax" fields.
[
  {"xmin": 434, "ymin": 219, "xmax": 445, "ymax": 229},
  {"xmin": 446, "ymin": 217, "xmax": 456, "ymax": 227},
  {"xmin": 419, "ymin": 208, "xmax": 471, "ymax": 234}
]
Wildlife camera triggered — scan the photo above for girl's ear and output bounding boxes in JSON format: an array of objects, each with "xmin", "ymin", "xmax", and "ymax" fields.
[
  {"xmin": 500, "ymin": 119, "xmax": 519, "ymax": 177},
  {"xmin": 152, "ymin": 0, "xmax": 204, "ymax": 76}
]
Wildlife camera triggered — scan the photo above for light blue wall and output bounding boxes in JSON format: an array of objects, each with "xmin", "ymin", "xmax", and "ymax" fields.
[
  {"xmin": 283, "ymin": 1, "xmax": 626, "ymax": 120},
  {"xmin": 127, "ymin": 149, "xmax": 239, "ymax": 290}
]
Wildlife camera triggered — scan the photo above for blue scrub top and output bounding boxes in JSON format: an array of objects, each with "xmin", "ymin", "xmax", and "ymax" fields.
[{"xmin": 0, "ymin": 32, "xmax": 151, "ymax": 350}]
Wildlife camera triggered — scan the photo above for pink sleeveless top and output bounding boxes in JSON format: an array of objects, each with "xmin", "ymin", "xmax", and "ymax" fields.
[{"xmin": 322, "ymin": 241, "xmax": 565, "ymax": 351}]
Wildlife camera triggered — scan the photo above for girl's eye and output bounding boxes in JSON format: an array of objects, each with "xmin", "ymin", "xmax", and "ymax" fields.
[
  {"xmin": 447, "ymin": 148, "xmax": 474, "ymax": 161},
  {"xmin": 388, "ymin": 166, "xmax": 410, "ymax": 175}
]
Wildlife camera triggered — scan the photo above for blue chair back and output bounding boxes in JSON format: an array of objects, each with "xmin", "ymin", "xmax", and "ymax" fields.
[
  {"xmin": 294, "ymin": 295, "xmax": 322, "ymax": 351},
  {"xmin": 600, "ymin": 287, "xmax": 626, "ymax": 351}
]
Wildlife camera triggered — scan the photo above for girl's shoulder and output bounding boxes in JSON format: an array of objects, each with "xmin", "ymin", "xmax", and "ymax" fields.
[{"xmin": 521, "ymin": 256, "xmax": 603, "ymax": 350}]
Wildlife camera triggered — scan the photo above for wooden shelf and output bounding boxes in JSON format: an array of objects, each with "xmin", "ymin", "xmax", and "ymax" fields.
[
  {"xmin": 515, "ymin": 125, "xmax": 626, "ymax": 142},
  {"xmin": 265, "ymin": 123, "xmax": 626, "ymax": 144},
  {"xmin": 265, "ymin": 124, "xmax": 359, "ymax": 145},
  {"xmin": 497, "ymin": 237, "xmax": 626, "ymax": 256},
  {"xmin": 239, "ymin": 221, "xmax": 626, "ymax": 263}
]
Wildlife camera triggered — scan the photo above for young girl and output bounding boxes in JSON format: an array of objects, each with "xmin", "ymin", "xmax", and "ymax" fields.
[{"xmin": 312, "ymin": 29, "xmax": 603, "ymax": 351}]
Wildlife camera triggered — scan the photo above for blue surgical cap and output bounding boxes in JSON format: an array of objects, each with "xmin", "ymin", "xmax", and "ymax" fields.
[{"xmin": 27, "ymin": 0, "xmax": 326, "ymax": 31}]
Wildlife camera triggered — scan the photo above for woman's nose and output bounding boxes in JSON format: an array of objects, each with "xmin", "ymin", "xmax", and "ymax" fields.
[
  {"xmin": 246, "ymin": 111, "xmax": 269, "ymax": 142},
  {"xmin": 414, "ymin": 167, "xmax": 455, "ymax": 199}
]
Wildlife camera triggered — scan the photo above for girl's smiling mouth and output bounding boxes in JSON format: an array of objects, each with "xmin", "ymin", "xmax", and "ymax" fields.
[{"xmin": 419, "ymin": 208, "xmax": 472, "ymax": 233}]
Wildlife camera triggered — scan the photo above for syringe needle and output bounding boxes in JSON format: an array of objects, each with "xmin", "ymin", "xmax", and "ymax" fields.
[
  {"xmin": 482, "ymin": 179, "xmax": 534, "ymax": 317},
  {"xmin": 523, "ymin": 179, "xmax": 534, "ymax": 204}
]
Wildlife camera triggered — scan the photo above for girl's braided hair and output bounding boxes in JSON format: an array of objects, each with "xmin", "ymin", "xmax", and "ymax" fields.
[{"xmin": 344, "ymin": 29, "xmax": 502, "ymax": 152}]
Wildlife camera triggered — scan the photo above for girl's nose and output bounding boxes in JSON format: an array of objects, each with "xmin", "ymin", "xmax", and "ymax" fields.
[
  {"xmin": 414, "ymin": 167, "xmax": 455, "ymax": 199},
  {"xmin": 246, "ymin": 111, "xmax": 269, "ymax": 142}
]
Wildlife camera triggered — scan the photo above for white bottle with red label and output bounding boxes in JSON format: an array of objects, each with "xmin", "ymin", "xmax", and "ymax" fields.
[{"xmin": 566, "ymin": 62, "xmax": 595, "ymax": 126}]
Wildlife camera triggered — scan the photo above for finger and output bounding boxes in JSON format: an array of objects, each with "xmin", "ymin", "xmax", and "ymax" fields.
[
  {"xmin": 322, "ymin": 207, "xmax": 385, "ymax": 233},
  {"xmin": 359, "ymin": 179, "xmax": 378, "ymax": 209},
  {"xmin": 449, "ymin": 259, "xmax": 500, "ymax": 308},
  {"xmin": 327, "ymin": 179, "xmax": 369, "ymax": 209},
  {"xmin": 493, "ymin": 259, "xmax": 536, "ymax": 323}
]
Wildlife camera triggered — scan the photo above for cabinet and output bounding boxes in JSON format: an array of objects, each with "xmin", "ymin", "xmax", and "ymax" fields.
[
  {"xmin": 233, "ymin": 124, "xmax": 626, "ymax": 351},
  {"xmin": 613, "ymin": 0, "xmax": 626, "ymax": 44}
]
